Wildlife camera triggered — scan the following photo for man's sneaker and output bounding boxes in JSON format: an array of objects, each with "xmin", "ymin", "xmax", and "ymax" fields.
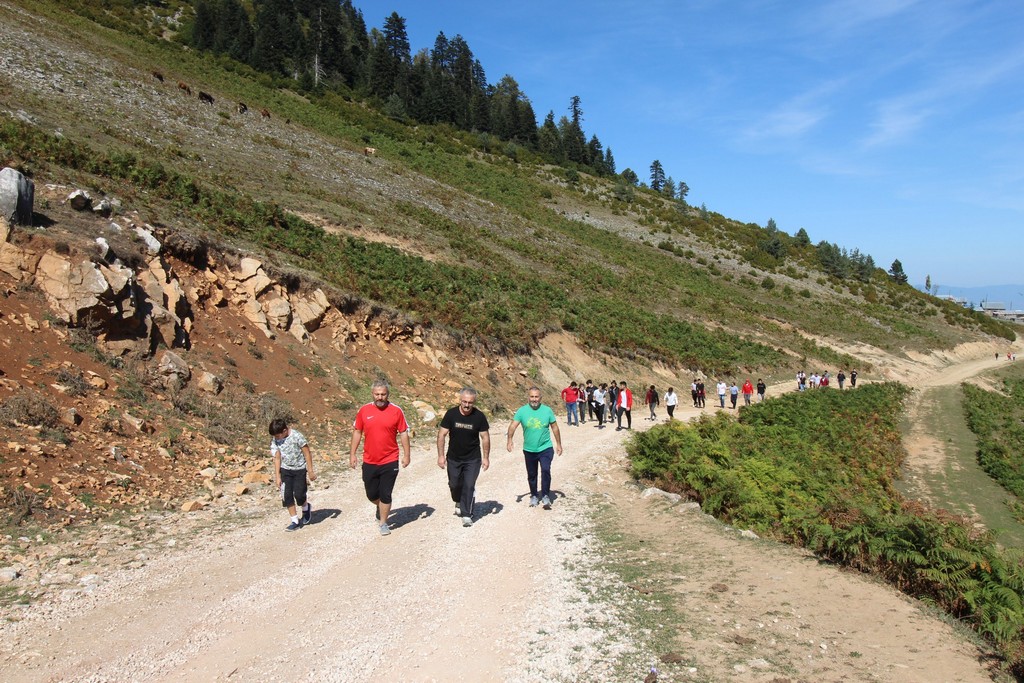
[
  {"xmin": 379, "ymin": 523, "xmax": 391, "ymax": 536},
  {"xmin": 285, "ymin": 521, "xmax": 301, "ymax": 532},
  {"xmin": 529, "ymin": 495, "xmax": 539, "ymax": 507},
  {"xmin": 541, "ymin": 496, "xmax": 552, "ymax": 510},
  {"xmin": 462, "ymin": 516, "xmax": 474, "ymax": 527},
  {"xmin": 302, "ymin": 505, "xmax": 312, "ymax": 525}
]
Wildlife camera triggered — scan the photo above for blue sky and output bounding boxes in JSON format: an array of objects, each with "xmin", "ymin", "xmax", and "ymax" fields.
[{"xmin": 371, "ymin": 1, "xmax": 1023, "ymax": 288}]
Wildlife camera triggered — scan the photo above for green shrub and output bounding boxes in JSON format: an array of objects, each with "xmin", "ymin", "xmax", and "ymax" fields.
[{"xmin": 627, "ymin": 384, "xmax": 1024, "ymax": 668}]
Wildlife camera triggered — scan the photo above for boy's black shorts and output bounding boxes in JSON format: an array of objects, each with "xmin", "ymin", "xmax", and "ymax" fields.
[{"xmin": 280, "ymin": 468, "xmax": 308, "ymax": 507}]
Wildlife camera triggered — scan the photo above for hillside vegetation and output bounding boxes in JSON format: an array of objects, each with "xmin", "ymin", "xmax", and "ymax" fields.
[
  {"xmin": 629, "ymin": 386, "xmax": 1024, "ymax": 673},
  {"xmin": 0, "ymin": 0, "xmax": 1013, "ymax": 381}
]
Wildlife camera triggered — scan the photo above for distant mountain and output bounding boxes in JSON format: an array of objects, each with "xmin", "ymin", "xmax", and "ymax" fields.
[{"xmin": 922, "ymin": 284, "xmax": 1024, "ymax": 309}]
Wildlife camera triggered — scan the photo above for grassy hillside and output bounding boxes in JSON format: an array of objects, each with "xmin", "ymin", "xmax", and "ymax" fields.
[{"xmin": 0, "ymin": 0, "xmax": 1014, "ymax": 376}]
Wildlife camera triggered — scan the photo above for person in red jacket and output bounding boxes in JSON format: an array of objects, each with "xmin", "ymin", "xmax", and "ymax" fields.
[
  {"xmin": 741, "ymin": 379, "xmax": 754, "ymax": 406},
  {"xmin": 644, "ymin": 384, "xmax": 659, "ymax": 421},
  {"xmin": 560, "ymin": 381, "xmax": 580, "ymax": 426},
  {"xmin": 615, "ymin": 381, "xmax": 633, "ymax": 430}
]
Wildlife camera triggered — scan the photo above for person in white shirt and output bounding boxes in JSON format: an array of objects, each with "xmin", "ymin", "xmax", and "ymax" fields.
[{"xmin": 664, "ymin": 387, "xmax": 679, "ymax": 420}]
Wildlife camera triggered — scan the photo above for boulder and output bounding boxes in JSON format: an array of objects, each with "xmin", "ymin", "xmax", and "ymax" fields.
[
  {"xmin": 242, "ymin": 471, "xmax": 271, "ymax": 485},
  {"xmin": 0, "ymin": 167, "xmax": 34, "ymax": 226},
  {"xmin": 288, "ymin": 320, "xmax": 309, "ymax": 343},
  {"xmin": 60, "ymin": 408, "xmax": 81, "ymax": 427},
  {"xmin": 262, "ymin": 296, "xmax": 292, "ymax": 329},
  {"xmin": 244, "ymin": 273, "xmax": 273, "ymax": 299},
  {"xmin": 237, "ymin": 257, "xmax": 263, "ymax": 280},
  {"xmin": 34, "ymin": 252, "xmax": 113, "ymax": 324},
  {"xmin": 197, "ymin": 371, "xmax": 222, "ymax": 395},
  {"xmin": 293, "ymin": 289, "xmax": 331, "ymax": 331},
  {"xmin": 92, "ymin": 198, "xmax": 112, "ymax": 218},
  {"xmin": 157, "ymin": 350, "xmax": 190, "ymax": 389},
  {"xmin": 67, "ymin": 189, "xmax": 91, "ymax": 211},
  {"xmin": 147, "ymin": 302, "xmax": 182, "ymax": 349},
  {"xmin": 134, "ymin": 226, "xmax": 161, "ymax": 255},
  {"xmin": 181, "ymin": 500, "xmax": 204, "ymax": 512},
  {"xmin": 242, "ymin": 299, "xmax": 274, "ymax": 338},
  {"xmin": 0, "ymin": 241, "xmax": 41, "ymax": 282}
]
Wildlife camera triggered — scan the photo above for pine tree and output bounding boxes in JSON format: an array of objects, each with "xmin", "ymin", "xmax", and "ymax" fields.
[
  {"xmin": 587, "ymin": 135, "xmax": 605, "ymax": 174},
  {"xmin": 662, "ymin": 176, "xmax": 676, "ymax": 199},
  {"xmin": 562, "ymin": 96, "xmax": 587, "ymax": 164},
  {"xmin": 604, "ymin": 147, "xmax": 616, "ymax": 175},
  {"xmin": 649, "ymin": 160, "xmax": 665, "ymax": 191},
  {"xmin": 538, "ymin": 111, "xmax": 562, "ymax": 161},
  {"xmin": 889, "ymin": 259, "xmax": 908, "ymax": 284},
  {"xmin": 676, "ymin": 180, "xmax": 689, "ymax": 202},
  {"xmin": 191, "ymin": 0, "xmax": 216, "ymax": 51}
]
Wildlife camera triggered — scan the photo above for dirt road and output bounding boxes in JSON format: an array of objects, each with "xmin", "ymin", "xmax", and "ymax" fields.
[{"xmin": 0, "ymin": 354, "xmax": 1012, "ymax": 682}]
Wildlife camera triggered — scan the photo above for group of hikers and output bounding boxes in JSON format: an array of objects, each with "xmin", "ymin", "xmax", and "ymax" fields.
[
  {"xmin": 269, "ymin": 368, "xmax": 865, "ymax": 534},
  {"xmin": 270, "ymin": 381, "xmax": 563, "ymax": 534},
  {"xmin": 557, "ymin": 377, "xmax": 772, "ymax": 424},
  {"xmin": 558, "ymin": 368, "xmax": 862, "ymax": 424}
]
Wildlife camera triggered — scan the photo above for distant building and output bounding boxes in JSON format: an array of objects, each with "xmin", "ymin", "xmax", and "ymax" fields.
[{"xmin": 975, "ymin": 301, "xmax": 1024, "ymax": 324}]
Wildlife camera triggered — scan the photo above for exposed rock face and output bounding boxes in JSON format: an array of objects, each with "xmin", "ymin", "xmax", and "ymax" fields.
[
  {"xmin": 0, "ymin": 167, "xmax": 34, "ymax": 226},
  {"xmin": 35, "ymin": 252, "xmax": 117, "ymax": 325}
]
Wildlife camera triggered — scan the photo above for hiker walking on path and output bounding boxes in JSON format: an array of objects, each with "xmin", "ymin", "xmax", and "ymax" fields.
[
  {"xmin": 644, "ymin": 384, "xmax": 659, "ymax": 421},
  {"xmin": 696, "ymin": 379, "xmax": 706, "ymax": 408},
  {"xmin": 729, "ymin": 381, "xmax": 740, "ymax": 409},
  {"xmin": 270, "ymin": 418, "xmax": 316, "ymax": 532},
  {"xmin": 838, "ymin": 370, "xmax": 846, "ymax": 390},
  {"xmin": 592, "ymin": 383, "xmax": 607, "ymax": 427},
  {"xmin": 690, "ymin": 379, "xmax": 699, "ymax": 407},
  {"xmin": 349, "ymin": 380, "xmax": 411, "ymax": 536},
  {"xmin": 437, "ymin": 387, "xmax": 490, "ymax": 527},
  {"xmin": 756, "ymin": 379, "xmax": 766, "ymax": 401},
  {"xmin": 616, "ymin": 381, "xmax": 633, "ymax": 430},
  {"xmin": 584, "ymin": 380, "xmax": 596, "ymax": 422},
  {"xmin": 850, "ymin": 369, "xmax": 858, "ymax": 388},
  {"xmin": 560, "ymin": 381, "xmax": 580, "ymax": 426},
  {"xmin": 507, "ymin": 387, "xmax": 562, "ymax": 509},
  {"xmin": 577, "ymin": 383, "xmax": 588, "ymax": 424},
  {"xmin": 717, "ymin": 380, "xmax": 728, "ymax": 408},
  {"xmin": 664, "ymin": 387, "xmax": 678, "ymax": 420},
  {"xmin": 741, "ymin": 379, "xmax": 754, "ymax": 406}
]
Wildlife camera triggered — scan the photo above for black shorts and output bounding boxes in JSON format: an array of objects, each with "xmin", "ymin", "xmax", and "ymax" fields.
[
  {"xmin": 280, "ymin": 468, "xmax": 307, "ymax": 508},
  {"xmin": 362, "ymin": 461, "xmax": 400, "ymax": 504}
]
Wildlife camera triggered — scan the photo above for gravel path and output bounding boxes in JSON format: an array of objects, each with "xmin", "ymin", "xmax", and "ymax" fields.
[{"xmin": 0, "ymin": 417, "xmax": 652, "ymax": 682}]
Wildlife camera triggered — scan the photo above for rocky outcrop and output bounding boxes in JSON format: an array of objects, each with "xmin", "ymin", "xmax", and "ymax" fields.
[{"xmin": 0, "ymin": 167, "xmax": 34, "ymax": 226}]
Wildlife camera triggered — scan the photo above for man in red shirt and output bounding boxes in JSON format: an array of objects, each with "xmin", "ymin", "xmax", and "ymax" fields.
[
  {"xmin": 741, "ymin": 379, "xmax": 754, "ymax": 406},
  {"xmin": 560, "ymin": 381, "xmax": 580, "ymax": 426},
  {"xmin": 349, "ymin": 379, "xmax": 411, "ymax": 536}
]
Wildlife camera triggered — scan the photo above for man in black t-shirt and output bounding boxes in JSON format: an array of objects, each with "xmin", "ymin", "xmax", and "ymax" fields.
[{"xmin": 437, "ymin": 387, "xmax": 491, "ymax": 527}]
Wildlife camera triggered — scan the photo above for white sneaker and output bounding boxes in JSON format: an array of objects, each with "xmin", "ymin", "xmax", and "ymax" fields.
[
  {"xmin": 529, "ymin": 495, "xmax": 539, "ymax": 507},
  {"xmin": 541, "ymin": 496, "xmax": 552, "ymax": 510},
  {"xmin": 379, "ymin": 523, "xmax": 391, "ymax": 536},
  {"xmin": 462, "ymin": 516, "xmax": 474, "ymax": 527}
]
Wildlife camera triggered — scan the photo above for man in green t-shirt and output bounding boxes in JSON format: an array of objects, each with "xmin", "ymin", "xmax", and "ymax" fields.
[{"xmin": 507, "ymin": 386, "xmax": 563, "ymax": 509}]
